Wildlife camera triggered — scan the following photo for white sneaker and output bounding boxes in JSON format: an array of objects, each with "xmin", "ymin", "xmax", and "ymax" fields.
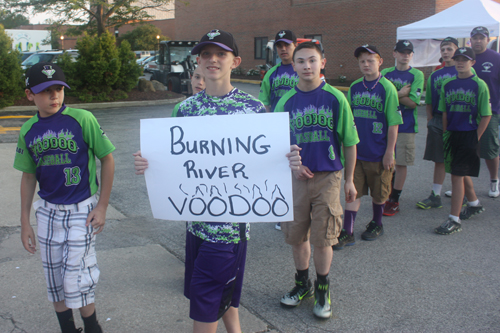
[
  {"xmin": 445, "ymin": 190, "xmax": 452, "ymax": 197},
  {"xmin": 489, "ymin": 181, "xmax": 500, "ymax": 198},
  {"xmin": 275, "ymin": 222, "xmax": 281, "ymax": 230}
]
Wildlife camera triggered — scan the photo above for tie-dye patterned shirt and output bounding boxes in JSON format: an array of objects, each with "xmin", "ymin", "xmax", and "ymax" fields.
[{"xmin": 172, "ymin": 88, "xmax": 266, "ymax": 244}]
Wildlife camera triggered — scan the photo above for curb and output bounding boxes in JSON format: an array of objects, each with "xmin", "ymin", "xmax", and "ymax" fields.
[
  {"xmin": 0, "ymin": 97, "xmax": 186, "ymax": 113},
  {"xmin": 231, "ymin": 78, "xmax": 262, "ymax": 85}
]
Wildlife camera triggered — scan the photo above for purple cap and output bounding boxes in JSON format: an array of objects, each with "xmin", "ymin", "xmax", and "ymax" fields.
[
  {"xmin": 275, "ymin": 30, "xmax": 296, "ymax": 44},
  {"xmin": 25, "ymin": 62, "xmax": 70, "ymax": 94},
  {"xmin": 191, "ymin": 29, "xmax": 239, "ymax": 56},
  {"xmin": 354, "ymin": 44, "xmax": 381, "ymax": 57},
  {"xmin": 452, "ymin": 47, "xmax": 476, "ymax": 61},
  {"xmin": 471, "ymin": 26, "xmax": 489, "ymax": 38}
]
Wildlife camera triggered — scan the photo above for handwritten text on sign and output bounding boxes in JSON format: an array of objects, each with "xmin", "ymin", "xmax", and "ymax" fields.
[{"xmin": 140, "ymin": 112, "xmax": 293, "ymax": 222}]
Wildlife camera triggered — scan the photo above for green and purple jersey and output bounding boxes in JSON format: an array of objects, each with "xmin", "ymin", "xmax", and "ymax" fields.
[{"xmin": 258, "ymin": 63, "xmax": 299, "ymax": 112}]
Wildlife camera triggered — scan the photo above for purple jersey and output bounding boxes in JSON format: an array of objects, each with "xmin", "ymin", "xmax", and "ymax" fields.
[
  {"xmin": 439, "ymin": 74, "xmax": 491, "ymax": 131},
  {"xmin": 425, "ymin": 66, "xmax": 458, "ymax": 115},
  {"xmin": 258, "ymin": 63, "xmax": 299, "ymax": 112},
  {"xmin": 348, "ymin": 76, "xmax": 402, "ymax": 162},
  {"xmin": 274, "ymin": 82, "xmax": 359, "ymax": 172},
  {"xmin": 14, "ymin": 106, "xmax": 115, "ymax": 204},
  {"xmin": 473, "ymin": 48, "xmax": 500, "ymax": 115}
]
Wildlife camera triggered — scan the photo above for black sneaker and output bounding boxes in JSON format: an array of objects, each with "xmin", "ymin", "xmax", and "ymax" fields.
[
  {"xmin": 361, "ymin": 221, "xmax": 384, "ymax": 241},
  {"xmin": 332, "ymin": 229, "xmax": 355, "ymax": 250},
  {"xmin": 459, "ymin": 204, "xmax": 485, "ymax": 220},
  {"xmin": 280, "ymin": 274, "xmax": 314, "ymax": 308},
  {"xmin": 416, "ymin": 191, "xmax": 443, "ymax": 209},
  {"xmin": 435, "ymin": 218, "xmax": 462, "ymax": 235},
  {"xmin": 313, "ymin": 279, "xmax": 331, "ymax": 319}
]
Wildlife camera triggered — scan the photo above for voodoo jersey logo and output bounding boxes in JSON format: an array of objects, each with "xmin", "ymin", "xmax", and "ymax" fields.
[
  {"xmin": 445, "ymin": 88, "xmax": 477, "ymax": 112},
  {"xmin": 386, "ymin": 77, "xmax": 410, "ymax": 91},
  {"xmin": 351, "ymin": 91, "xmax": 384, "ymax": 119},
  {"xmin": 289, "ymin": 105, "xmax": 334, "ymax": 146},
  {"xmin": 272, "ymin": 72, "xmax": 299, "ymax": 94},
  {"xmin": 433, "ymin": 73, "xmax": 455, "ymax": 91},
  {"xmin": 29, "ymin": 129, "xmax": 78, "ymax": 166}
]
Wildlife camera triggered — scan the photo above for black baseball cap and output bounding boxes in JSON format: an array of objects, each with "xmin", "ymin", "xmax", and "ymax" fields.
[
  {"xmin": 354, "ymin": 44, "xmax": 381, "ymax": 58},
  {"xmin": 441, "ymin": 37, "xmax": 459, "ymax": 47},
  {"xmin": 25, "ymin": 62, "xmax": 70, "ymax": 94},
  {"xmin": 452, "ymin": 47, "xmax": 476, "ymax": 61},
  {"xmin": 275, "ymin": 30, "xmax": 296, "ymax": 44},
  {"xmin": 471, "ymin": 26, "xmax": 489, "ymax": 38},
  {"xmin": 395, "ymin": 40, "xmax": 414, "ymax": 52},
  {"xmin": 191, "ymin": 29, "xmax": 239, "ymax": 56}
]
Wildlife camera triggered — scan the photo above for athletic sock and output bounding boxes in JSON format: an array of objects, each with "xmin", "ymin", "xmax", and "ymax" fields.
[
  {"xmin": 56, "ymin": 309, "xmax": 77, "ymax": 333},
  {"xmin": 468, "ymin": 199, "xmax": 479, "ymax": 207},
  {"xmin": 344, "ymin": 210, "xmax": 357, "ymax": 235},
  {"xmin": 82, "ymin": 310, "xmax": 102, "ymax": 333},
  {"xmin": 297, "ymin": 268, "xmax": 309, "ymax": 281},
  {"xmin": 432, "ymin": 184, "xmax": 442, "ymax": 196},
  {"xmin": 316, "ymin": 273, "xmax": 328, "ymax": 285},
  {"xmin": 390, "ymin": 189, "xmax": 402, "ymax": 202},
  {"xmin": 449, "ymin": 214, "xmax": 460, "ymax": 223},
  {"xmin": 372, "ymin": 202, "xmax": 384, "ymax": 226}
]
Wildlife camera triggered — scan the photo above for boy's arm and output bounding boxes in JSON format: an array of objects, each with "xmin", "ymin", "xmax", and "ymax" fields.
[
  {"xmin": 477, "ymin": 116, "xmax": 491, "ymax": 140},
  {"xmin": 286, "ymin": 145, "xmax": 302, "ymax": 171},
  {"xmin": 426, "ymin": 104, "xmax": 433, "ymax": 122},
  {"xmin": 383, "ymin": 125, "xmax": 398, "ymax": 170},
  {"xmin": 20, "ymin": 172, "xmax": 37, "ymax": 254},
  {"xmin": 343, "ymin": 145, "xmax": 357, "ymax": 203},
  {"xmin": 86, "ymin": 153, "xmax": 115, "ymax": 235}
]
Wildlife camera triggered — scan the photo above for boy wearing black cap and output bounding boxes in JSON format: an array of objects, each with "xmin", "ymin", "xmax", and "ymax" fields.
[
  {"xmin": 259, "ymin": 30, "xmax": 299, "ymax": 113},
  {"xmin": 381, "ymin": 40, "xmax": 424, "ymax": 216},
  {"xmin": 134, "ymin": 29, "xmax": 301, "ymax": 332},
  {"xmin": 335, "ymin": 45, "xmax": 401, "ymax": 248},
  {"xmin": 470, "ymin": 26, "xmax": 500, "ymax": 198},
  {"xmin": 14, "ymin": 63, "xmax": 115, "ymax": 333},
  {"xmin": 417, "ymin": 37, "xmax": 460, "ymax": 209},
  {"xmin": 435, "ymin": 47, "xmax": 491, "ymax": 235}
]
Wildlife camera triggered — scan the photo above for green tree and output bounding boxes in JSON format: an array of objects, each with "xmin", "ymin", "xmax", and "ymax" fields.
[
  {"xmin": 121, "ymin": 24, "xmax": 168, "ymax": 51},
  {"xmin": 0, "ymin": 24, "xmax": 25, "ymax": 108},
  {"xmin": 114, "ymin": 40, "xmax": 142, "ymax": 92},
  {"xmin": 0, "ymin": 9, "xmax": 29, "ymax": 29},
  {"xmin": 7, "ymin": 0, "xmax": 174, "ymax": 36}
]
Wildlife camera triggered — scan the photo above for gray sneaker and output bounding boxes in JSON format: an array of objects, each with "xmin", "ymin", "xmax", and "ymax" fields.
[
  {"xmin": 459, "ymin": 204, "xmax": 485, "ymax": 220},
  {"xmin": 435, "ymin": 218, "xmax": 462, "ymax": 235},
  {"xmin": 313, "ymin": 279, "xmax": 331, "ymax": 319},
  {"xmin": 280, "ymin": 274, "xmax": 314, "ymax": 308},
  {"xmin": 416, "ymin": 191, "xmax": 442, "ymax": 209}
]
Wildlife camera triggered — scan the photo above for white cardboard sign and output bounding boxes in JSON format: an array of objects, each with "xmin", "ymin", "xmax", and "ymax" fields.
[{"xmin": 140, "ymin": 112, "xmax": 293, "ymax": 222}]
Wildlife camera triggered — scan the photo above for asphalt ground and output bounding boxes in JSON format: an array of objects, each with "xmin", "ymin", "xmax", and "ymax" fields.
[{"xmin": 1, "ymin": 82, "xmax": 499, "ymax": 332}]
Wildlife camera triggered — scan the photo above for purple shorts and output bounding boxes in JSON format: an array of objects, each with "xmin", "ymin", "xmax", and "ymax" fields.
[{"xmin": 184, "ymin": 232, "xmax": 247, "ymax": 323}]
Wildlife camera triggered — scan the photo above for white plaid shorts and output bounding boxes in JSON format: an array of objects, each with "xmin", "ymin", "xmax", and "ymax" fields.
[{"xmin": 34, "ymin": 195, "xmax": 100, "ymax": 309}]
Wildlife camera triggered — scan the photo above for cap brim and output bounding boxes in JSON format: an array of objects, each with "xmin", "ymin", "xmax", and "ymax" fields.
[
  {"xmin": 30, "ymin": 81, "xmax": 71, "ymax": 94},
  {"xmin": 471, "ymin": 32, "xmax": 489, "ymax": 38},
  {"xmin": 354, "ymin": 46, "xmax": 378, "ymax": 57},
  {"xmin": 191, "ymin": 41, "xmax": 234, "ymax": 55},
  {"xmin": 452, "ymin": 54, "xmax": 474, "ymax": 61},
  {"xmin": 275, "ymin": 38, "xmax": 294, "ymax": 44},
  {"xmin": 396, "ymin": 47, "xmax": 413, "ymax": 52}
]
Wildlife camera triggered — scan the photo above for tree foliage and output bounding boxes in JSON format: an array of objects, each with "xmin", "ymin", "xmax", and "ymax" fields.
[
  {"xmin": 0, "ymin": 24, "xmax": 25, "ymax": 108},
  {"xmin": 0, "ymin": 9, "xmax": 29, "ymax": 29},
  {"xmin": 6, "ymin": 0, "xmax": 174, "ymax": 36},
  {"xmin": 120, "ymin": 24, "xmax": 168, "ymax": 50}
]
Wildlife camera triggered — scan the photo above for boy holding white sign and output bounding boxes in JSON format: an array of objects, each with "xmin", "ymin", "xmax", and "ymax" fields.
[
  {"xmin": 134, "ymin": 29, "xmax": 302, "ymax": 333},
  {"xmin": 274, "ymin": 42, "xmax": 359, "ymax": 319}
]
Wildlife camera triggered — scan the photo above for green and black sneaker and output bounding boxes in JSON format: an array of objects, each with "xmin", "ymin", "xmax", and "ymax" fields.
[
  {"xmin": 280, "ymin": 274, "xmax": 314, "ymax": 308},
  {"xmin": 416, "ymin": 191, "xmax": 443, "ymax": 209}
]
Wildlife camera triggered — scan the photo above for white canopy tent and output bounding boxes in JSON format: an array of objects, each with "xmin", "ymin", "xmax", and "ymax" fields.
[{"xmin": 396, "ymin": 0, "xmax": 500, "ymax": 67}]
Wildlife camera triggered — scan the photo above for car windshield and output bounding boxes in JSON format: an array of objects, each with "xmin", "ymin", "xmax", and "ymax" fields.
[
  {"xmin": 170, "ymin": 46, "xmax": 193, "ymax": 63},
  {"xmin": 22, "ymin": 53, "xmax": 57, "ymax": 66},
  {"xmin": 21, "ymin": 53, "xmax": 34, "ymax": 62}
]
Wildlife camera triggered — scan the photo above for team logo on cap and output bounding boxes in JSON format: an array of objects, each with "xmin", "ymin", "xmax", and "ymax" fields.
[
  {"xmin": 42, "ymin": 65, "xmax": 56, "ymax": 78},
  {"xmin": 476, "ymin": 27, "xmax": 485, "ymax": 31},
  {"xmin": 25, "ymin": 77, "xmax": 29, "ymax": 86},
  {"xmin": 279, "ymin": 31, "xmax": 286, "ymax": 38},
  {"xmin": 362, "ymin": 44, "xmax": 369, "ymax": 47},
  {"xmin": 207, "ymin": 29, "xmax": 221, "ymax": 40},
  {"xmin": 403, "ymin": 41, "xmax": 410, "ymax": 46},
  {"xmin": 459, "ymin": 48, "xmax": 467, "ymax": 53}
]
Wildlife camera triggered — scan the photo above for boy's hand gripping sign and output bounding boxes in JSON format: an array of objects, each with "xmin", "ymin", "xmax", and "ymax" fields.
[{"xmin": 140, "ymin": 112, "xmax": 293, "ymax": 222}]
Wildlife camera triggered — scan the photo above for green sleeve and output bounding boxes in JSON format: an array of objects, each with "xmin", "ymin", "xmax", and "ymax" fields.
[
  {"xmin": 336, "ymin": 91, "xmax": 359, "ymax": 147},
  {"xmin": 13, "ymin": 119, "xmax": 38, "ymax": 174},
  {"xmin": 382, "ymin": 79, "xmax": 403, "ymax": 126},
  {"xmin": 425, "ymin": 73, "xmax": 433, "ymax": 105},
  {"xmin": 274, "ymin": 88, "xmax": 296, "ymax": 113},
  {"xmin": 477, "ymin": 79, "xmax": 492, "ymax": 117},
  {"xmin": 380, "ymin": 68, "xmax": 390, "ymax": 76},
  {"xmin": 409, "ymin": 68, "xmax": 424, "ymax": 105},
  {"xmin": 68, "ymin": 108, "xmax": 115, "ymax": 159},
  {"xmin": 172, "ymin": 102, "xmax": 181, "ymax": 117},
  {"xmin": 258, "ymin": 66, "xmax": 275, "ymax": 106},
  {"xmin": 438, "ymin": 84, "xmax": 447, "ymax": 113}
]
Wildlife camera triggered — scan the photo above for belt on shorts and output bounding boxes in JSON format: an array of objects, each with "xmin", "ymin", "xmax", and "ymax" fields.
[{"xmin": 33, "ymin": 195, "xmax": 98, "ymax": 212}]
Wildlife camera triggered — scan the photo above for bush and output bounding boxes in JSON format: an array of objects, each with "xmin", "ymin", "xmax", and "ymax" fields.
[
  {"xmin": 0, "ymin": 24, "xmax": 25, "ymax": 108},
  {"xmin": 114, "ymin": 40, "xmax": 142, "ymax": 92},
  {"xmin": 73, "ymin": 32, "xmax": 120, "ymax": 95}
]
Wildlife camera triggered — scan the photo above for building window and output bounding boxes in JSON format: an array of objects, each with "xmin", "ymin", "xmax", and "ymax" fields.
[
  {"xmin": 255, "ymin": 37, "xmax": 268, "ymax": 59},
  {"xmin": 304, "ymin": 34, "xmax": 322, "ymax": 42}
]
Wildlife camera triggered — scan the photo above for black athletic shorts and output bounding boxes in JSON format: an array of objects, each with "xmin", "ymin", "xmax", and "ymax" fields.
[{"xmin": 443, "ymin": 130, "xmax": 480, "ymax": 177}]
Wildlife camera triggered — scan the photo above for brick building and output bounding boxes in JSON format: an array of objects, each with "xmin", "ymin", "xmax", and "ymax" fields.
[{"xmin": 170, "ymin": 0, "xmax": 499, "ymax": 82}]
